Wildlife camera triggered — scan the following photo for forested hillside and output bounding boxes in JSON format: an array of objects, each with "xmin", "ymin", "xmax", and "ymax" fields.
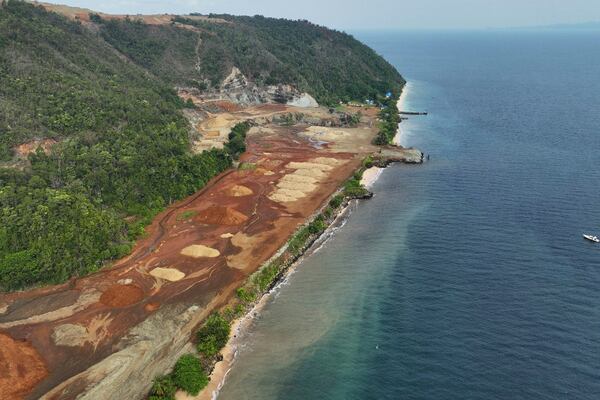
[
  {"xmin": 0, "ymin": 1, "xmax": 231, "ymax": 290},
  {"xmin": 99, "ymin": 14, "xmax": 405, "ymax": 105},
  {"xmin": 0, "ymin": 1, "xmax": 404, "ymax": 290}
]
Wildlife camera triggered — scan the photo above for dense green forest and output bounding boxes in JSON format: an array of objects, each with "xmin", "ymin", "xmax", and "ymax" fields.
[
  {"xmin": 374, "ymin": 96, "xmax": 402, "ymax": 144},
  {"xmin": 0, "ymin": 2, "xmax": 231, "ymax": 290},
  {"xmin": 98, "ymin": 14, "xmax": 405, "ymax": 105},
  {"xmin": 0, "ymin": 1, "xmax": 403, "ymax": 290}
]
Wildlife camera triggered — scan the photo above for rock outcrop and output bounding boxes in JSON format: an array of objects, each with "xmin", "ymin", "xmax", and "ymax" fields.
[
  {"xmin": 181, "ymin": 67, "xmax": 320, "ymax": 108},
  {"xmin": 287, "ymin": 92, "xmax": 319, "ymax": 108},
  {"xmin": 376, "ymin": 146, "xmax": 424, "ymax": 165}
]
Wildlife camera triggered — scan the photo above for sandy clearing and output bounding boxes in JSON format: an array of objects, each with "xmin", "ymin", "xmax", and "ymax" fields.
[
  {"xmin": 225, "ymin": 185, "xmax": 253, "ymax": 197},
  {"xmin": 52, "ymin": 324, "xmax": 88, "ymax": 347},
  {"xmin": 276, "ymin": 181, "xmax": 317, "ymax": 192},
  {"xmin": 300, "ymin": 126, "xmax": 351, "ymax": 142},
  {"xmin": 299, "ymin": 125, "xmax": 377, "ymax": 153},
  {"xmin": 273, "ymin": 188, "xmax": 306, "ymax": 198},
  {"xmin": 227, "ymin": 232, "xmax": 270, "ymax": 270},
  {"xmin": 287, "ymin": 161, "xmax": 333, "ymax": 171},
  {"xmin": 279, "ymin": 174, "xmax": 318, "ymax": 184},
  {"xmin": 311, "ymin": 157, "xmax": 342, "ymax": 166},
  {"xmin": 292, "ymin": 168, "xmax": 326, "ymax": 178},
  {"xmin": 181, "ymin": 245, "xmax": 221, "ymax": 258},
  {"xmin": 150, "ymin": 267, "xmax": 186, "ymax": 282},
  {"xmin": 268, "ymin": 193, "xmax": 298, "ymax": 203},
  {"xmin": 268, "ymin": 157, "xmax": 341, "ymax": 204}
]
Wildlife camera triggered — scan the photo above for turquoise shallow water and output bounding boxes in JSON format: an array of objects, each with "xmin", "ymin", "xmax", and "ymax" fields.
[{"xmin": 218, "ymin": 31, "xmax": 600, "ymax": 399}]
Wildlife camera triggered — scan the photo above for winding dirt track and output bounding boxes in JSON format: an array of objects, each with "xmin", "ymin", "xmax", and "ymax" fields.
[
  {"xmin": 0, "ymin": 108, "xmax": 376, "ymax": 399},
  {"xmin": 116, "ymin": 169, "xmax": 239, "ymax": 267}
]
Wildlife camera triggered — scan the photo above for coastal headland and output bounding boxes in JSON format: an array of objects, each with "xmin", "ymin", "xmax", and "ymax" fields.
[
  {"xmin": 0, "ymin": 95, "xmax": 420, "ymax": 399},
  {"xmin": 0, "ymin": 3, "xmax": 418, "ymax": 398}
]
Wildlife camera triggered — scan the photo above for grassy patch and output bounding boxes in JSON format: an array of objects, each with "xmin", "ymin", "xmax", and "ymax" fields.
[
  {"xmin": 236, "ymin": 287, "xmax": 257, "ymax": 303},
  {"xmin": 238, "ymin": 162, "xmax": 257, "ymax": 171},
  {"xmin": 176, "ymin": 210, "xmax": 197, "ymax": 221}
]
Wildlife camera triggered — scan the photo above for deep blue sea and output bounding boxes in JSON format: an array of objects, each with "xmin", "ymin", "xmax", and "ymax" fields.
[{"xmin": 218, "ymin": 30, "xmax": 600, "ymax": 399}]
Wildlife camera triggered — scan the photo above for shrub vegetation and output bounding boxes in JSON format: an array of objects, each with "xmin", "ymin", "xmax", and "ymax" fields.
[
  {"xmin": 196, "ymin": 313, "xmax": 231, "ymax": 358},
  {"xmin": 172, "ymin": 355, "xmax": 208, "ymax": 396},
  {"xmin": 149, "ymin": 375, "xmax": 177, "ymax": 400}
]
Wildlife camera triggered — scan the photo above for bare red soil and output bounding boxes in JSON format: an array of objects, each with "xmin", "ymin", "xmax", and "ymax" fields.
[
  {"xmin": 99, "ymin": 284, "xmax": 145, "ymax": 308},
  {"xmin": 0, "ymin": 110, "xmax": 374, "ymax": 399},
  {"xmin": 0, "ymin": 334, "xmax": 48, "ymax": 399},
  {"xmin": 195, "ymin": 205, "xmax": 249, "ymax": 226}
]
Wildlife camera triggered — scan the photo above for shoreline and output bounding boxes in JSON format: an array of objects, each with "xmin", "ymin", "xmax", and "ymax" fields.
[
  {"xmin": 394, "ymin": 82, "xmax": 411, "ymax": 146},
  {"xmin": 195, "ymin": 88, "xmax": 418, "ymax": 400},
  {"xmin": 189, "ymin": 200, "xmax": 357, "ymax": 400},
  {"xmin": 360, "ymin": 166, "xmax": 384, "ymax": 188}
]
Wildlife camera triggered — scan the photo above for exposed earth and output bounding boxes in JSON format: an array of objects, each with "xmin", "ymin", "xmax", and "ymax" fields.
[{"xmin": 0, "ymin": 99, "xmax": 420, "ymax": 399}]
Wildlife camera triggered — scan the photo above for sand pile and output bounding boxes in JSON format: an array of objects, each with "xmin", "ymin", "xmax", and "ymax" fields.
[
  {"xmin": 195, "ymin": 206, "xmax": 248, "ymax": 226},
  {"xmin": 225, "ymin": 185, "xmax": 253, "ymax": 197},
  {"xmin": 181, "ymin": 244, "xmax": 220, "ymax": 258},
  {"xmin": 99, "ymin": 284, "xmax": 144, "ymax": 308},
  {"xmin": 150, "ymin": 267, "xmax": 186, "ymax": 282},
  {"xmin": 269, "ymin": 157, "xmax": 340, "ymax": 203}
]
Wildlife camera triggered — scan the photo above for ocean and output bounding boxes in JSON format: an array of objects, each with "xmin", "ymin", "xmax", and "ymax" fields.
[{"xmin": 217, "ymin": 30, "xmax": 600, "ymax": 399}]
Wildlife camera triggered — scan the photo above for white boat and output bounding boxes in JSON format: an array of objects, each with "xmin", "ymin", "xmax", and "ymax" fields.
[{"xmin": 583, "ymin": 234, "xmax": 600, "ymax": 243}]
